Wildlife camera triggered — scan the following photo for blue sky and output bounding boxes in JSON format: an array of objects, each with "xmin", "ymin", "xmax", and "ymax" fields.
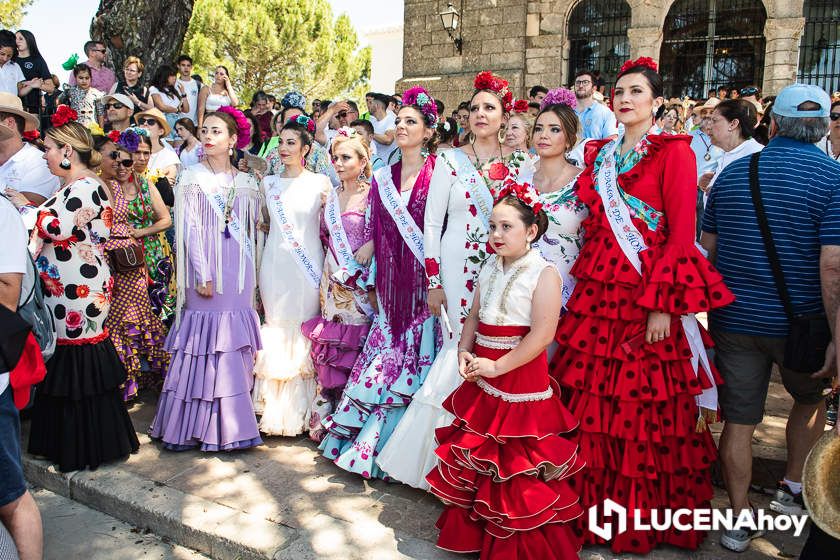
[{"xmin": 19, "ymin": 0, "xmax": 403, "ymax": 75}]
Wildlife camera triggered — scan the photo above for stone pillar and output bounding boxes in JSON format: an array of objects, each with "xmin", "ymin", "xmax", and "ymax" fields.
[
  {"xmin": 762, "ymin": 17, "xmax": 806, "ymax": 95},
  {"xmin": 627, "ymin": 26, "xmax": 664, "ymax": 61}
]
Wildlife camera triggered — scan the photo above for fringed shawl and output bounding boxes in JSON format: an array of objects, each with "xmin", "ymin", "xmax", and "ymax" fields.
[
  {"xmin": 174, "ymin": 164, "xmax": 261, "ymax": 324},
  {"xmin": 371, "ymin": 155, "xmax": 437, "ymax": 338}
]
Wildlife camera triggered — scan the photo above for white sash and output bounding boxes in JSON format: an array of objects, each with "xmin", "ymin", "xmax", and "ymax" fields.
[
  {"xmin": 448, "ymin": 149, "xmax": 494, "ymax": 225},
  {"xmin": 596, "ymin": 138, "xmax": 717, "ymax": 412},
  {"xmin": 267, "ymin": 188, "xmax": 322, "ymax": 289},
  {"xmin": 374, "ymin": 165, "xmax": 424, "ymax": 265},
  {"xmin": 200, "ymin": 178, "xmax": 254, "ymax": 261},
  {"xmin": 325, "ymin": 189, "xmax": 375, "ymax": 316}
]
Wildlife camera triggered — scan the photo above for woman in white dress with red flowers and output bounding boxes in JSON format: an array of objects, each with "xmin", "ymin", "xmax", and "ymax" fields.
[{"xmin": 376, "ymin": 73, "xmax": 534, "ymax": 488}]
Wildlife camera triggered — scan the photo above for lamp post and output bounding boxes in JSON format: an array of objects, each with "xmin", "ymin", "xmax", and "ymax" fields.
[{"xmin": 439, "ymin": 2, "xmax": 463, "ymax": 55}]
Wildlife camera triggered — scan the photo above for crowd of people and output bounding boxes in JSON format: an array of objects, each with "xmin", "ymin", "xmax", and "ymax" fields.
[{"xmin": 1, "ymin": 25, "xmax": 840, "ymax": 560}]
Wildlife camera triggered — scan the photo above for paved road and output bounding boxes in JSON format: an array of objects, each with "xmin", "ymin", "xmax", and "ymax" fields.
[{"xmin": 34, "ymin": 486, "xmax": 208, "ymax": 560}]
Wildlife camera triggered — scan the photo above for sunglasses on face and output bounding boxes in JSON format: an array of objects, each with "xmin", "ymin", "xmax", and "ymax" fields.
[
  {"xmin": 831, "ymin": 112, "xmax": 840, "ymax": 121},
  {"xmin": 108, "ymin": 150, "xmax": 120, "ymax": 160},
  {"xmin": 137, "ymin": 118, "xmax": 158, "ymax": 126},
  {"xmin": 118, "ymin": 159, "xmax": 134, "ymax": 168},
  {"xmin": 740, "ymin": 87, "xmax": 759, "ymax": 96},
  {"xmin": 105, "ymin": 102, "xmax": 125, "ymax": 110}
]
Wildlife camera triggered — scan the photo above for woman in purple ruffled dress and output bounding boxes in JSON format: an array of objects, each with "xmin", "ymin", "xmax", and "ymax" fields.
[
  {"xmin": 302, "ymin": 131, "xmax": 375, "ymax": 441},
  {"xmin": 149, "ymin": 108, "xmax": 263, "ymax": 451}
]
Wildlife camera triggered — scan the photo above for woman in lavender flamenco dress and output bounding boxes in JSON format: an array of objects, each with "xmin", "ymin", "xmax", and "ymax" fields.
[{"xmin": 150, "ymin": 109, "xmax": 263, "ymax": 451}]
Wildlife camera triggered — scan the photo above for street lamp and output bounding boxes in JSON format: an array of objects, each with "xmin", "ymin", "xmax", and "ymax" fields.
[{"xmin": 439, "ymin": 2, "xmax": 463, "ymax": 55}]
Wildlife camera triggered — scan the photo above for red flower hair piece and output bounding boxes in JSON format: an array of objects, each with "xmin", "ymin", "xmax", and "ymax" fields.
[
  {"xmin": 513, "ymin": 99, "xmax": 529, "ymax": 113},
  {"xmin": 619, "ymin": 57, "xmax": 658, "ymax": 75},
  {"xmin": 473, "ymin": 71, "xmax": 513, "ymax": 112},
  {"xmin": 51, "ymin": 105, "xmax": 78, "ymax": 128},
  {"xmin": 22, "ymin": 130, "xmax": 40, "ymax": 141},
  {"xmin": 496, "ymin": 178, "xmax": 543, "ymax": 215},
  {"xmin": 107, "ymin": 130, "xmax": 121, "ymax": 143}
]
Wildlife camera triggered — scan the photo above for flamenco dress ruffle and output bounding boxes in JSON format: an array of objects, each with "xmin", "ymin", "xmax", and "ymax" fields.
[
  {"xmin": 149, "ymin": 306, "xmax": 263, "ymax": 451},
  {"xmin": 549, "ymin": 152, "xmax": 735, "ymax": 554},
  {"xmin": 319, "ymin": 312, "xmax": 438, "ymax": 479},
  {"xmin": 105, "ymin": 267, "xmax": 170, "ymax": 400},
  {"xmin": 427, "ymin": 324, "xmax": 584, "ymax": 560},
  {"xmin": 252, "ymin": 319, "xmax": 318, "ymax": 436},
  {"xmin": 28, "ymin": 334, "xmax": 141, "ymax": 472},
  {"xmin": 301, "ymin": 318, "xmax": 369, "ymax": 400}
]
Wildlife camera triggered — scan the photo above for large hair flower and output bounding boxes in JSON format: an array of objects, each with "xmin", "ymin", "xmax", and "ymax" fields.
[
  {"xmin": 619, "ymin": 57, "xmax": 659, "ymax": 75},
  {"xmin": 402, "ymin": 85, "xmax": 438, "ymax": 127},
  {"xmin": 281, "ymin": 91, "xmax": 306, "ymax": 111},
  {"xmin": 287, "ymin": 114, "xmax": 316, "ymax": 133},
  {"xmin": 473, "ymin": 71, "xmax": 513, "ymax": 112},
  {"xmin": 513, "ymin": 99, "xmax": 529, "ymax": 113},
  {"xmin": 107, "ymin": 130, "xmax": 121, "ymax": 143},
  {"xmin": 336, "ymin": 126, "xmax": 357, "ymax": 138},
  {"xmin": 217, "ymin": 105, "xmax": 251, "ymax": 150},
  {"xmin": 117, "ymin": 129, "xmax": 141, "ymax": 153},
  {"xmin": 496, "ymin": 178, "xmax": 543, "ymax": 215},
  {"xmin": 540, "ymin": 87, "xmax": 577, "ymax": 111},
  {"xmin": 51, "ymin": 105, "xmax": 78, "ymax": 128},
  {"xmin": 23, "ymin": 130, "xmax": 40, "ymax": 141},
  {"xmin": 127, "ymin": 126, "xmax": 149, "ymax": 138},
  {"xmin": 86, "ymin": 122, "xmax": 105, "ymax": 136}
]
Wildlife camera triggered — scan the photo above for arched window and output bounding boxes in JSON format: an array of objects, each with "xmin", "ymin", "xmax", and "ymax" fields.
[
  {"xmin": 660, "ymin": 0, "xmax": 766, "ymax": 98},
  {"xmin": 567, "ymin": 0, "xmax": 631, "ymax": 91},
  {"xmin": 798, "ymin": 0, "xmax": 840, "ymax": 92}
]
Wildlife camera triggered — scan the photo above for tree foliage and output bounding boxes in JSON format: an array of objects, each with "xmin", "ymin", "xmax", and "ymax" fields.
[
  {"xmin": 0, "ymin": 0, "xmax": 34, "ymax": 27},
  {"xmin": 184, "ymin": 0, "xmax": 370, "ymax": 105}
]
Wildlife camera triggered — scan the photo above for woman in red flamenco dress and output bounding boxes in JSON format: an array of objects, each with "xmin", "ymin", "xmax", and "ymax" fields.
[
  {"xmin": 426, "ymin": 184, "xmax": 585, "ymax": 559},
  {"xmin": 549, "ymin": 58, "xmax": 735, "ymax": 555}
]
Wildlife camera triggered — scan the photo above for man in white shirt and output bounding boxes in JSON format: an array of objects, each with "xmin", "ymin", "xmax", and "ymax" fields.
[
  {"xmin": 573, "ymin": 69, "xmax": 618, "ymax": 140},
  {"xmin": 368, "ymin": 93, "xmax": 397, "ymax": 163},
  {"xmin": 0, "ymin": 93, "xmax": 59, "ymax": 205},
  {"xmin": 0, "ymin": 190, "xmax": 44, "ymax": 560},
  {"xmin": 176, "ymin": 55, "xmax": 200, "ymax": 125},
  {"xmin": 0, "ymin": 33, "xmax": 24, "ymax": 96}
]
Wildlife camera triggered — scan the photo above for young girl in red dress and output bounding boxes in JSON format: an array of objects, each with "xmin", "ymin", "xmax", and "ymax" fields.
[
  {"xmin": 426, "ymin": 180, "xmax": 584, "ymax": 559},
  {"xmin": 549, "ymin": 58, "xmax": 735, "ymax": 554}
]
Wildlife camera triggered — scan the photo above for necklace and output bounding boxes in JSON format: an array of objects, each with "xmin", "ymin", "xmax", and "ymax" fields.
[
  {"xmin": 206, "ymin": 159, "xmax": 236, "ymax": 238},
  {"xmin": 698, "ymin": 133, "xmax": 712, "ymax": 161},
  {"xmin": 470, "ymin": 137, "xmax": 503, "ymax": 170}
]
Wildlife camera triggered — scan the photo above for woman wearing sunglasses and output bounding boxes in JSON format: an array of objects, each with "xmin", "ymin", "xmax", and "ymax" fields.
[
  {"xmin": 128, "ymin": 128, "xmax": 177, "ymax": 324},
  {"xmin": 818, "ymin": 100, "xmax": 840, "ymax": 161},
  {"xmin": 134, "ymin": 108, "xmax": 180, "ymax": 184},
  {"xmin": 95, "ymin": 131, "xmax": 170, "ymax": 400}
]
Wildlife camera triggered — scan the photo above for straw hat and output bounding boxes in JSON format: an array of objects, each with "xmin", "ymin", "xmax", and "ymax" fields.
[
  {"xmin": 803, "ymin": 430, "xmax": 840, "ymax": 539},
  {"xmin": 0, "ymin": 123, "xmax": 15, "ymax": 142},
  {"xmin": 134, "ymin": 107, "xmax": 171, "ymax": 137},
  {"xmin": 0, "ymin": 92, "xmax": 40, "ymax": 132}
]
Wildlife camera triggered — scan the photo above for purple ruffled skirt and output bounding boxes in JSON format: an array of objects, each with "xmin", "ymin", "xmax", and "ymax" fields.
[
  {"xmin": 301, "ymin": 317, "xmax": 370, "ymax": 395},
  {"xmin": 150, "ymin": 305, "xmax": 263, "ymax": 451}
]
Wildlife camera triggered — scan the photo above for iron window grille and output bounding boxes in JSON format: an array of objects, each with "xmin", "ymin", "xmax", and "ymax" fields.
[{"xmin": 798, "ymin": 0, "xmax": 840, "ymax": 93}]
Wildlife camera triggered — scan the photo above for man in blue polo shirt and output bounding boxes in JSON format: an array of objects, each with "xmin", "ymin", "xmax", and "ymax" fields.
[
  {"xmin": 701, "ymin": 84, "xmax": 840, "ymax": 553},
  {"xmin": 573, "ymin": 69, "xmax": 617, "ymax": 140}
]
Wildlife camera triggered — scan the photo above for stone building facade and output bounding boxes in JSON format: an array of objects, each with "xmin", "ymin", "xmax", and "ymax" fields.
[{"xmin": 398, "ymin": 0, "xmax": 837, "ymax": 110}]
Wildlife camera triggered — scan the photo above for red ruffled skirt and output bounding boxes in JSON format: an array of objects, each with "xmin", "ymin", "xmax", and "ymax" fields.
[
  {"xmin": 426, "ymin": 324, "xmax": 584, "ymax": 560},
  {"xmin": 549, "ymin": 223, "xmax": 734, "ymax": 554}
]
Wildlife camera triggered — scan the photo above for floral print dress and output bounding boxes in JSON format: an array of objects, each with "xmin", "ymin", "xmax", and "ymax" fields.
[
  {"xmin": 126, "ymin": 177, "xmax": 176, "ymax": 324},
  {"xmin": 32, "ymin": 177, "xmax": 113, "ymax": 342}
]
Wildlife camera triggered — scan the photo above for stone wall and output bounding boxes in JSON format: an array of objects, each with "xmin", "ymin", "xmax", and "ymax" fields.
[{"xmin": 400, "ymin": 0, "xmax": 814, "ymax": 106}]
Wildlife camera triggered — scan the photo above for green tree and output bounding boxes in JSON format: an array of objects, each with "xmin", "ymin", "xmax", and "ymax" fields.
[
  {"xmin": 0, "ymin": 0, "xmax": 34, "ymax": 27},
  {"xmin": 184, "ymin": 0, "xmax": 370, "ymax": 106}
]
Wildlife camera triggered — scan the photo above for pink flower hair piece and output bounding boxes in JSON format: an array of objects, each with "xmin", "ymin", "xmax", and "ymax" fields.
[
  {"xmin": 402, "ymin": 85, "xmax": 438, "ymax": 127},
  {"xmin": 217, "ymin": 105, "xmax": 251, "ymax": 150},
  {"xmin": 540, "ymin": 87, "xmax": 577, "ymax": 111}
]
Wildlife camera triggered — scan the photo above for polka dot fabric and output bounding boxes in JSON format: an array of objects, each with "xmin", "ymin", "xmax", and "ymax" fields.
[{"xmin": 549, "ymin": 135, "xmax": 734, "ymax": 554}]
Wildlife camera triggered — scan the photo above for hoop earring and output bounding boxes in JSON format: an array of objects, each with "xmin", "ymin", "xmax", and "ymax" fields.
[{"xmin": 497, "ymin": 127, "xmax": 506, "ymax": 144}]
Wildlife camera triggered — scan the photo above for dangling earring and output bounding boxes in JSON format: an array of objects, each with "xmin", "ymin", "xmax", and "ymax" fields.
[
  {"xmin": 59, "ymin": 153, "xmax": 71, "ymax": 170},
  {"xmin": 420, "ymin": 145, "xmax": 430, "ymax": 158},
  {"xmin": 228, "ymin": 146, "xmax": 234, "ymax": 156},
  {"xmin": 301, "ymin": 157, "xmax": 306, "ymax": 167}
]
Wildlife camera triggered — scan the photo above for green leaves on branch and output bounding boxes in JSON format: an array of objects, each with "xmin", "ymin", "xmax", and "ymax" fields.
[
  {"xmin": 184, "ymin": 0, "xmax": 371, "ymax": 105},
  {"xmin": 0, "ymin": 0, "xmax": 34, "ymax": 27}
]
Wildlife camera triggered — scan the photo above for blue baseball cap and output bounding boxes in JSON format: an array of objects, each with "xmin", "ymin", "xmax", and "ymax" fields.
[{"xmin": 773, "ymin": 84, "xmax": 831, "ymax": 118}]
